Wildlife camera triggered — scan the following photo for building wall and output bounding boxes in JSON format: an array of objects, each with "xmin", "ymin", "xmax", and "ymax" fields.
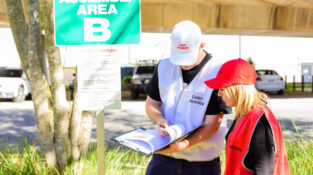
[
  {"xmin": 0, "ymin": 28, "xmax": 21, "ymax": 68},
  {"xmin": 1, "ymin": 27, "xmax": 313, "ymax": 83}
]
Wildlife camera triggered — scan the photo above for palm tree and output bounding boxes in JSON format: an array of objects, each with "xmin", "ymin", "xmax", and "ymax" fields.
[{"xmin": 246, "ymin": 57, "xmax": 255, "ymax": 68}]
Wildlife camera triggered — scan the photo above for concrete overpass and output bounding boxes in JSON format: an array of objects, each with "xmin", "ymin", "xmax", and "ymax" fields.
[{"xmin": 1, "ymin": 0, "xmax": 313, "ymax": 37}]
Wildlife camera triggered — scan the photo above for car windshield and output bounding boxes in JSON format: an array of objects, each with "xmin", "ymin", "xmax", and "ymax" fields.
[
  {"xmin": 256, "ymin": 70, "xmax": 278, "ymax": 76},
  {"xmin": 136, "ymin": 66, "xmax": 155, "ymax": 74},
  {"xmin": 0, "ymin": 69, "xmax": 23, "ymax": 77}
]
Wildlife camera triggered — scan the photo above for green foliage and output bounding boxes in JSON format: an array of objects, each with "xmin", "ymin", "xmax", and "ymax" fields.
[
  {"xmin": 0, "ymin": 127, "xmax": 312, "ymax": 175},
  {"xmin": 246, "ymin": 57, "xmax": 255, "ymax": 68},
  {"xmin": 121, "ymin": 76, "xmax": 132, "ymax": 87},
  {"xmin": 65, "ymin": 86, "xmax": 71, "ymax": 91}
]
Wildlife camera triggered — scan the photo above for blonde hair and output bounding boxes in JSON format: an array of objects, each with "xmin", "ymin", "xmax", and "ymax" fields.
[{"xmin": 223, "ymin": 84, "xmax": 268, "ymax": 120}]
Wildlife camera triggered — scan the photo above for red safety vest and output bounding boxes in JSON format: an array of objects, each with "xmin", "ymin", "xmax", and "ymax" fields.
[{"xmin": 224, "ymin": 105, "xmax": 290, "ymax": 175}]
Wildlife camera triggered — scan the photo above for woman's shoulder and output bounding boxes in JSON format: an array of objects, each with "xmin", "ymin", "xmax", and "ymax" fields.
[{"xmin": 247, "ymin": 105, "xmax": 267, "ymax": 117}]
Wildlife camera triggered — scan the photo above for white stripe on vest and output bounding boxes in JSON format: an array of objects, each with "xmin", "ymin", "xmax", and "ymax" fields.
[{"xmin": 158, "ymin": 57, "xmax": 227, "ymax": 161}]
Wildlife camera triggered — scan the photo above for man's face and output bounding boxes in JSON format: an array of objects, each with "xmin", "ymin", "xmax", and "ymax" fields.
[{"xmin": 180, "ymin": 46, "xmax": 203, "ymax": 70}]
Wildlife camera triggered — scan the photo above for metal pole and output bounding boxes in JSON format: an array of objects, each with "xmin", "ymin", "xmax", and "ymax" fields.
[
  {"xmin": 97, "ymin": 111, "xmax": 105, "ymax": 175},
  {"xmin": 128, "ymin": 45, "xmax": 131, "ymax": 64},
  {"xmin": 302, "ymin": 75, "xmax": 304, "ymax": 92}
]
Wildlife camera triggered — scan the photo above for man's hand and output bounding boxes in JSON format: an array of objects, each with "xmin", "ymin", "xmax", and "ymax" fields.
[
  {"xmin": 156, "ymin": 118, "xmax": 169, "ymax": 137},
  {"xmin": 155, "ymin": 114, "xmax": 224, "ymax": 155},
  {"xmin": 155, "ymin": 140, "xmax": 189, "ymax": 155}
]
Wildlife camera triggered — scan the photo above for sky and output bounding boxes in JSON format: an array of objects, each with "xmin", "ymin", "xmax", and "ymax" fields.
[{"xmin": 1, "ymin": 28, "xmax": 313, "ymax": 82}]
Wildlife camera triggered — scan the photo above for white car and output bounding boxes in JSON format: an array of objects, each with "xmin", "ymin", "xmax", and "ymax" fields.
[
  {"xmin": 0, "ymin": 68, "xmax": 31, "ymax": 102},
  {"xmin": 255, "ymin": 69, "xmax": 285, "ymax": 95}
]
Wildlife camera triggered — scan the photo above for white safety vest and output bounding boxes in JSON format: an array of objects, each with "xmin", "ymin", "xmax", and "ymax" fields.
[{"xmin": 158, "ymin": 57, "xmax": 227, "ymax": 161}]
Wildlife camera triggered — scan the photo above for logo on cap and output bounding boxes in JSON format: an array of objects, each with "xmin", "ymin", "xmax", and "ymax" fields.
[{"xmin": 177, "ymin": 44, "xmax": 189, "ymax": 50}]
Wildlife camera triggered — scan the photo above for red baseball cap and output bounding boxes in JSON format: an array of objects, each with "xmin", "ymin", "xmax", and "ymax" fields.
[{"xmin": 204, "ymin": 58, "xmax": 257, "ymax": 89}]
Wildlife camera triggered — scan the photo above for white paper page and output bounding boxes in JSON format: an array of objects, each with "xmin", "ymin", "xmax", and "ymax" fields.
[
  {"xmin": 115, "ymin": 128, "xmax": 154, "ymax": 155},
  {"xmin": 115, "ymin": 124, "xmax": 186, "ymax": 154},
  {"xmin": 164, "ymin": 124, "xmax": 185, "ymax": 142},
  {"xmin": 127, "ymin": 129, "xmax": 172, "ymax": 152}
]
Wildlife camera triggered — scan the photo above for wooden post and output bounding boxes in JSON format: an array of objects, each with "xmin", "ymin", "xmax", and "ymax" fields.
[
  {"xmin": 97, "ymin": 111, "xmax": 105, "ymax": 175},
  {"xmin": 302, "ymin": 75, "xmax": 304, "ymax": 92},
  {"xmin": 311, "ymin": 75, "xmax": 313, "ymax": 93},
  {"xmin": 293, "ymin": 75, "xmax": 296, "ymax": 92}
]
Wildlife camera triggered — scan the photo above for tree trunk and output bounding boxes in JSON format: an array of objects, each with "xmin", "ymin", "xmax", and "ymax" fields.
[
  {"xmin": 27, "ymin": 0, "xmax": 57, "ymax": 166},
  {"xmin": 78, "ymin": 111, "xmax": 94, "ymax": 155},
  {"xmin": 70, "ymin": 77, "xmax": 82, "ymax": 161},
  {"xmin": 5, "ymin": 0, "xmax": 29, "ymax": 76},
  {"xmin": 40, "ymin": 0, "xmax": 71, "ymax": 171},
  {"xmin": 7, "ymin": 0, "xmax": 94, "ymax": 173},
  {"xmin": 70, "ymin": 73, "xmax": 93, "ymax": 175},
  {"xmin": 73, "ymin": 111, "xmax": 93, "ymax": 175},
  {"xmin": 48, "ymin": 46, "xmax": 71, "ymax": 171},
  {"xmin": 5, "ymin": 0, "xmax": 57, "ymax": 167},
  {"xmin": 70, "ymin": 75, "xmax": 93, "ymax": 158}
]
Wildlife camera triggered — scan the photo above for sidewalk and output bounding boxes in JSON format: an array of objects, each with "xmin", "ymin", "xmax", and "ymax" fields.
[{"xmin": 270, "ymin": 91, "xmax": 313, "ymax": 98}]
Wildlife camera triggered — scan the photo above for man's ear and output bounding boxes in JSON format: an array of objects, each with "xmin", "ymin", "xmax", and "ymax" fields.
[{"xmin": 200, "ymin": 42, "xmax": 205, "ymax": 48}]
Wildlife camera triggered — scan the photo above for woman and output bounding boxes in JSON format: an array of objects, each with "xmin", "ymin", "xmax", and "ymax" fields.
[{"xmin": 204, "ymin": 58, "xmax": 290, "ymax": 175}]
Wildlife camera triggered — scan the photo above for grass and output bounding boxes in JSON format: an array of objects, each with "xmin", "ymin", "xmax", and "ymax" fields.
[
  {"xmin": 286, "ymin": 138, "xmax": 313, "ymax": 175},
  {"xmin": 0, "ymin": 127, "xmax": 312, "ymax": 175},
  {"xmin": 285, "ymin": 83, "xmax": 313, "ymax": 92},
  {"xmin": 285, "ymin": 83, "xmax": 312, "ymax": 89},
  {"xmin": 0, "ymin": 141, "xmax": 151, "ymax": 175},
  {"xmin": 284, "ymin": 121, "xmax": 313, "ymax": 175}
]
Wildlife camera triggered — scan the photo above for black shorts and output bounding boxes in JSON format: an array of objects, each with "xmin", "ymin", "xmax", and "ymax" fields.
[{"xmin": 145, "ymin": 154, "xmax": 221, "ymax": 175}]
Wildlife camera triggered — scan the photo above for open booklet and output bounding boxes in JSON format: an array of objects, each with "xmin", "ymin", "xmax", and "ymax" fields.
[{"xmin": 112, "ymin": 123, "xmax": 204, "ymax": 156}]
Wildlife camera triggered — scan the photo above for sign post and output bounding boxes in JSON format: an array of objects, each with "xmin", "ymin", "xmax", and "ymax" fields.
[
  {"xmin": 96, "ymin": 110, "xmax": 105, "ymax": 175},
  {"xmin": 77, "ymin": 46, "xmax": 122, "ymax": 175},
  {"xmin": 54, "ymin": 1, "xmax": 140, "ymax": 174}
]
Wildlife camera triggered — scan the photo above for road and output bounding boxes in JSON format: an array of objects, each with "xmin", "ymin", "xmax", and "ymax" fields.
[{"xmin": 0, "ymin": 95, "xmax": 312, "ymax": 147}]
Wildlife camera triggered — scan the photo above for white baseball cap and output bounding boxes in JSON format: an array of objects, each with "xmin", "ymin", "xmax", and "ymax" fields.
[{"xmin": 170, "ymin": 20, "xmax": 202, "ymax": 66}]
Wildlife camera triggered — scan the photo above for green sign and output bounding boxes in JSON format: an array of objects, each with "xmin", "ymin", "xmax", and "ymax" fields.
[{"xmin": 54, "ymin": 0, "xmax": 140, "ymax": 45}]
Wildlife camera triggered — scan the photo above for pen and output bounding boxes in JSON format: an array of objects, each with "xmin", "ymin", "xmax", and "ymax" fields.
[{"xmin": 159, "ymin": 124, "xmax": 165, "ymax": 129}]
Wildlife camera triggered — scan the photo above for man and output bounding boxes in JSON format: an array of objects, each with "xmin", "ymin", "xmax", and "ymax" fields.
[{"xmin": 144, "ymin": 20, "xmax": 232, "ymax": 175}]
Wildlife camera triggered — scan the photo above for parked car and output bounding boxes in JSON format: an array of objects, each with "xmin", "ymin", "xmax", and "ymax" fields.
[
  {"xmin": 131, "ymin": 60, "xmax": 157, "ymax": 99},
  {"xmin": 0, "ymin": 67, "xmax": 31, "ymax": 102},
  {"xmin": 255, "ymin": 69, "xmax": 285, "ymax": 95}
]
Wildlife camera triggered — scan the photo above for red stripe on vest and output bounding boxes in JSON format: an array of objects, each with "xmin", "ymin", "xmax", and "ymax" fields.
[{"xmin": 224, "ymin": 105, "xmax": 290, "ymax": 175}]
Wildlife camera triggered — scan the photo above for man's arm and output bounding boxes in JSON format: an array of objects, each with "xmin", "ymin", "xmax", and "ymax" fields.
[
  {"xmin": 145, "ymin": 96, "xmax": 163, "ymax": 123},
  {"xmin": 145, "ymin": 96, "xmax": 169, "ymax": 136},
  {"xmin": 156, "ymin": 114, "xmax": 224, "ymax": 154}
]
